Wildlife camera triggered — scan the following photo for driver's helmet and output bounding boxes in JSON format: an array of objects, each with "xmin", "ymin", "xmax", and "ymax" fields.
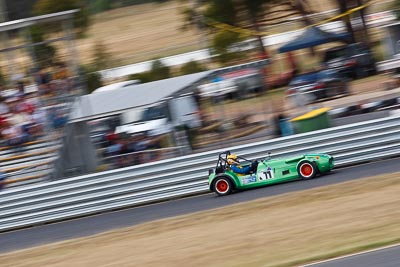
[{"xmin": 227, "ymin": 154, "xmax": 239, "ymax": 165}]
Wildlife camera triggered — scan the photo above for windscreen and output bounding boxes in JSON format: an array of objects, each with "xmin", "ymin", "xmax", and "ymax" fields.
[
  {"xmin": 290, "ymin": 72, "xmax": 318, "ymax": 86},
  {"xmin": 141, "ymin": 105, "xmax": 167, "ymax": 121},
  {"xmin": 324, "ymin": 47, "xmax": 347, "ymax": 61}
]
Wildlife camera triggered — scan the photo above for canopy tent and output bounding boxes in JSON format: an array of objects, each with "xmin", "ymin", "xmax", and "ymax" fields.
[
  {"xmin": 69, "ymin": 59, "xmax": 270, "ymax": 123},
  {"xmin": 278, "ymin": 26, "xmax": 351, "ymax": 53},
  {"xmin": 69, "ymin": 70, "xmax": 214, "ymax": 123}
]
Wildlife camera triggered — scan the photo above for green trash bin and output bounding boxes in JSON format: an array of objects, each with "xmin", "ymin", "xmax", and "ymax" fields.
[{"xmin": 290, "ymin": 108, "xmax": 331, "ymax": 134}]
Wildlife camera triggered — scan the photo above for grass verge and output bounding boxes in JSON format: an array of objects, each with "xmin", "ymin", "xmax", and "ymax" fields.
[{"xmin": 0, "ymin": 172, "xmax": 399, "ymax": 267}]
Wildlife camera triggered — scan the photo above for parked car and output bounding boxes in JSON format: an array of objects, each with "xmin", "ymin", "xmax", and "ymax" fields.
[
  {"xmin": 286, "ymin": 69, "xmax": 350, "ymax": 106},
  {"xmin": 322, "ymin": 43, "xmax": 377, "ymax": 79},
  {"xmin": 115, "ymin": 95, "xmax": 201, "ymax": 136},
  {"xmin": 208, "ymin": 151, "xmax": 334, "ymax": 196}
]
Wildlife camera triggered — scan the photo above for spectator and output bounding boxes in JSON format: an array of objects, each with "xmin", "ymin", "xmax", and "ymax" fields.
[
  {"xmin": 53, "ymin": 62, "xmax": 71, "ymax": 95},
  {"xmin": 147, "ymin": 136, "xmax": 162, "ymax": 161},
  {"xmin": 15, "ymin": 81, "xmax": 25, "ymax": 97},
  {"xmin": 106, "ymin": 139, "xmax": 122, "ymax": 157},
  {"xmin": 34, "ymin": 68, "xmax": 52, "ymax": 98},
  {"xmin": 105, "ymin": 130, "xmax": 118, "ymax": 146},
  {"xmin": 1, "ymin": 119, "xmax": 30, "ymax": 146},
  {"xmin": 0, "ymin": 96, "xmax": 9, "ymax": 115}
]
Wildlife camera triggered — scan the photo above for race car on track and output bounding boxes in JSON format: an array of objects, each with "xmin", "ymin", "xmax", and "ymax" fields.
[{"xmin": 208, "ymin": 151, "xmax": 334, "ymax": 196}]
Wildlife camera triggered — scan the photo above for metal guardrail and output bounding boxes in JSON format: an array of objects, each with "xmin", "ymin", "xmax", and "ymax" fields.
[
  {"xmin": 0, "ymin": 113, "xmax": 400, "ymax": 232},
  {"xmin": 377, "ymin": 57, "xmax": 400, "ymax": 72}
]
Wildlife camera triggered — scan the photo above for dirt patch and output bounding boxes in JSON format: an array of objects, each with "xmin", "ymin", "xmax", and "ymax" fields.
[{"xmin": 1, "ymin": 172, "xmax": 399, "ymax": 267}]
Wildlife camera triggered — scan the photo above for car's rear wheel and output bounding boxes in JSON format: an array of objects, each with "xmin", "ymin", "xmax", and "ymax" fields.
[
  {"xmin": 212, "ymin": 176, "xmax": 233, "ymax": 196},
  {"xmin": 297, "ymin": 161, "xmax": 317, "ymax": 179}
]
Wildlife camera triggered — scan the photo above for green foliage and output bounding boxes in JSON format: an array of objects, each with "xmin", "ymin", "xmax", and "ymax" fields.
[
  {"xmin": 0, "ymin": 67, "xmax": 5, "ymax": 85},
  {"xmin": 80, "ymin": 65, "xmax": 103, "ymax": 94},
  {"xmin": 203, "ymin": 0, "xmax": 236, "ymax": 25},
  {"xmin": 180, "ymin": 60, "xmax": 206, "ymax": 75},
  {"xmin": 212, "ymin": 31, "xmax": 241, "ymax": 53},
  {"xmin": 212, "ymin": 30, "xmax": 243, "ymax": 64},
  {"xmin": 33, "ymin": 0, "xmax": 91, "ymax": 36},
  {"xmin": 127, "ymin": 72, "xmax": 153, "ymax": 83},
  {"xmin": 126, "ymin": 59, "xmax": 171, "ymax": 83},
  {"xmin": 149, "ymin": 59, "xmax": 171, "ymax": 80},
  {"xmin": 77, "ymin": 41, "xmax": 112, "ymax": 93},
  {"xmin": 181, "ymin": 0, "xmax": 273, "ymax": 63},
  {"xmin": 29, "ymin": 26, "xmax": 57, "ymax": 68},
  {"xmin": 87, "ymin": 0, "xmax": 113, "ymax": 13},
  {"xmin": 91, "ymin": 42, "xmax": 113, "ymax": 71}
]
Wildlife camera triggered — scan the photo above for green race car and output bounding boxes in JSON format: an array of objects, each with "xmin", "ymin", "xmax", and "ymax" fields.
[{"xmin": 208, "ymin": 151, "xmax": 334, "ymax": 196}]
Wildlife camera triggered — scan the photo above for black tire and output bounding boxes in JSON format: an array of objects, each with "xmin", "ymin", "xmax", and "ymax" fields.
[
  {"xmin": 212, "ymin": 176, "xmax": 233, "ymax": 196},
  {"xmin": 297, "ymin": 160, "xmax": 317, "ymax": 179}
]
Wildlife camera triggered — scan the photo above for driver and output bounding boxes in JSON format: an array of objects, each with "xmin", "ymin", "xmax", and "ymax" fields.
[{"xmin": 227, "ymin": 154, "xmax": 258, "ymax": 175}]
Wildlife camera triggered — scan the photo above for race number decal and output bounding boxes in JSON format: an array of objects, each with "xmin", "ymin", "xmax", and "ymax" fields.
[{"xmin": 259, "ymin": 167, "xmax": 274, "ymax": 180}]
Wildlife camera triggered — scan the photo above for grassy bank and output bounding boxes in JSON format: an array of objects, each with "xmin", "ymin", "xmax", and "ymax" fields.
[{"xmin": 1, "ymin": 171, "xmax": 399, "ymax": 267}]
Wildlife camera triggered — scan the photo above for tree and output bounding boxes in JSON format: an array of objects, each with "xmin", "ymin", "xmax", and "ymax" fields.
[
  {"xmin": 91, "ymin": 41, "xmax": 113, "ymax": 71},
  {"xmin": 180, "ymin": 60, "xmax": 207, "ymax": 75},
  {"xmin": 335, "ymin": 0, "xmax": 372, "ymax": 46},
  {"xmin": 149, "ymin": 59, "xmax": 171, "ymax": 80},
  {"xmin": 33, "ymin": 0, "xmax": 91, "ymax": 36},
  {"xmin": 128, "ymin": 72, "xmax": 153, "ymax": 83},
  {"xmin": 180, "ymin": 0, "xmax": 316, "ymax": 63},
  {"xmin": 0, "ymin": 67, "xmax": 5, "ymax": 85},
  {"xmin": 127, "ymin": 59, "xmax": 171, "ymax": 83},
  {"xmin": 211, "ymin": 31, "xmax": 245, "ymax": 64},
  {"xmin": 29, "ymin": 26, "xmax": 57, "ymax": 68},
  {"xmin": 80, "ymin": 65, "xmax": 103, "ymax": 94}
]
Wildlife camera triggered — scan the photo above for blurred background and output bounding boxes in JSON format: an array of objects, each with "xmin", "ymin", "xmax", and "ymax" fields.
[{"xmin": 1, "ymin": 0, "xmax": 400, "ymax": 186}]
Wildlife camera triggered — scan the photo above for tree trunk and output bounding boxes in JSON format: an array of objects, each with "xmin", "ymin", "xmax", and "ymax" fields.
[
  {"xmin": 358, "ymin": 0, "xmax": 371, "ymax": 47},
  {"xmin": 338, "ymin": 0, "xmax": 355, "ymax": 43},
  {"xmin": 248, "ymin": 11, "xmax": 268, "ymax": 59},
  {"xmin": 294, "ymin": 0, "xmax": 316, "ymax": 56}
]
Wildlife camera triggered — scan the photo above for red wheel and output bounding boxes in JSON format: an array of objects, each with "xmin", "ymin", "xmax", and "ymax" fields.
[
  {"xmin": 213, "ymin": 176, "xmax": 233, "ymax": 196},
  {"xmin": 297, "ymin": 161, "xmax": 317, "ymax": 179}
]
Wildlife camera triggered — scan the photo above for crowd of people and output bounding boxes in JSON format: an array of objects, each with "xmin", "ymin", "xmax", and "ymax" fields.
[{"xmin": 0, "ymin": 64, "xmax": 71, "ymax": 149}]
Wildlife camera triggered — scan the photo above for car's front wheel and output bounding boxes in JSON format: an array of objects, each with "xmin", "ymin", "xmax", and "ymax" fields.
[
  {"xmin": 212, "ymin": 176, "xmax": 233, "ymax": 196},
  {"xmin": 297, "ymin": 160, "xmax": 317, "ymax": 179}
]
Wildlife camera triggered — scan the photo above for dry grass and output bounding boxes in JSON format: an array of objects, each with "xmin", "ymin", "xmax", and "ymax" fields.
[
  {"xmin": 1, "ymin": 172, "xmax": 399, "ymax": 267},
  {"xmin": 74, "ymin": 0, "xmax": 341, "ymax": 66},
  {"xmin": 1, "ymin": 0, "xmax": 392, "ymax": 73},
  {"xmin": 72, "ymin": 0, "xmax": 391, "ymax": 67},
  {"xmin": 75, "ymin": 1, "xmax": 200, "ymax": 66}
]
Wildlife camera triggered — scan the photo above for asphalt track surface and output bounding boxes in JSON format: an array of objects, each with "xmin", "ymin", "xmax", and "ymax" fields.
[
  {"xmin": 303, "ymin": 244, "xmax": 400, "ymax": 267},
  {"xmin": 1, "ymin": 158, "xmax": 399, "ymax": 255}
]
